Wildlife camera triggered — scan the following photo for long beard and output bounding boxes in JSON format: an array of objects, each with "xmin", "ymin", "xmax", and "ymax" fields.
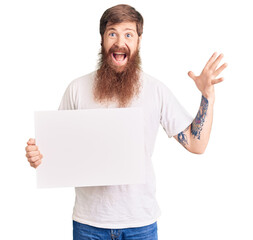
[{"xmin": 93, "ymin": 45, "xmax": 142, "ymax": 108}]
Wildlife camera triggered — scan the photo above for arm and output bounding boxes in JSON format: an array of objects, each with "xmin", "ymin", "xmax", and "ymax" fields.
[
  {"xmin": 174, "ymin": 52, "xmax": 227, "ymax": 154},
  {"xmin": 175, "ymin": 95, "xmax": 213, "ymax": 154}
]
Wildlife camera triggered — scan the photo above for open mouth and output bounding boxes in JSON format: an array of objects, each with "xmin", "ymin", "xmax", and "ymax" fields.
[{"xmin": 111, "ymin": 52, "xmax": 128, "ymax": 65}]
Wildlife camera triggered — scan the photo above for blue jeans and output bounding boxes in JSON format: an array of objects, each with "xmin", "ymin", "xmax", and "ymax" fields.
[{"xmin": 73, "ymin": 220, "xmax": 158, "ymax": 240}]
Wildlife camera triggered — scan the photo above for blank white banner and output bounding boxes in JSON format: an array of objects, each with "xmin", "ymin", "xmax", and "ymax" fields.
[{"xmin": 34, "ymin": 108, "xmax": 145, "ymax": 188}]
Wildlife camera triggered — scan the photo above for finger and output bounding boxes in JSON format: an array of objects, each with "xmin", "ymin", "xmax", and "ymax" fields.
[
  {"xmin": 27, "ymin": 138, "xmax": 36, "ymax": 145},
  {"xmin": 214, "ymin": 63, "xmax": 228, "ymax": 77},
  {"xmin": 28, "ymin": 154, "xmax": 43, "ymax": 163},
  {"xmin": 210, "ymin": 53, "xmax": 224, "ymax": 71},
  {"xmin": 25, "ymin": 145, "xmax": 38, "ymax": 152},
  {"xmin": 211, "ymin": 77, "xmax": 224, "ymax": 85},
  {"xmin": 188, "ymin": 71, "xmax": 197, "ymax": 81},
  {"xmin": 30, "ymin": 160, "xmax": 42, "ymax": 169},
  {"xmin": 204, "ymin": 52, "xmax": 217, "ymax": 69},
  {"xmin": 26, "ymin": 150, "xmax": 40, "ymax": 158}
]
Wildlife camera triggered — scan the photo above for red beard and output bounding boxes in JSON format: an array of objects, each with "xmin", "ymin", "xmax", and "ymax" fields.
[{"xmin": 93, "ymin": 45, "xmax": 142, "ymax": 108}]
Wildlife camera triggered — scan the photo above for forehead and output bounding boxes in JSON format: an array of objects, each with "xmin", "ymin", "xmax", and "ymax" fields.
[{"xmin": 105, "ymin": 21, "xmax": 137, "ymax": 32}]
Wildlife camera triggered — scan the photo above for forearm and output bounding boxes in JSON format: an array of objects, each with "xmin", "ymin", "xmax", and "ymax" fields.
[
  {"xmin": 176, "ymin": 94, "xmax": 214, "ymax": 154},
  {"xmin": 188, "ymin": 95, "xmax": 214, "ymax": 153}
]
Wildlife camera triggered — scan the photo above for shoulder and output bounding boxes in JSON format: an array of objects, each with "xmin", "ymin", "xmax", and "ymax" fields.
[
  {"xmin": 141, "ymin": 71, "xmax": 173, "ymax": 96},
  {"xmin": 68, "ymin": 71, "xmax": 96, "ymax": 89},
  {"xmin": 59, "ymin": 71, "xmax": 97, "ymax": 110}
]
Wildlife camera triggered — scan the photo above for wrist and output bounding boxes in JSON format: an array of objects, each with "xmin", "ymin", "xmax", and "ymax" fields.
[
  {"xmin": 204, "ymin": 94, "xmax": 215, "ymax": 105},
  {"xmin": 202, "ymin": 89, "xmax": 215, "ymax": 104}
]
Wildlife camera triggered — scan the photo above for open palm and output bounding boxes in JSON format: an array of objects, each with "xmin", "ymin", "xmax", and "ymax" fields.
[{"xmin": 188, "ymin": 52, "xmax": 228, "ymax": 99}]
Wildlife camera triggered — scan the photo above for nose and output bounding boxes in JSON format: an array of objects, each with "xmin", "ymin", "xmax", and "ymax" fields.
[{"xmin": 115, "ymin": 35, "xmax": 126, "ymax": 48}]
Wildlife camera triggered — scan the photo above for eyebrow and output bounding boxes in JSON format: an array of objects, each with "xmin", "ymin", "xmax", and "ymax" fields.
[
  {"xmin": 106, "ymin": 27, "xmax": 117, "ymax": 31},
  {"xmin": 124, "ymin": 28, "xmax": 136, "ymax": 32},
  {"xmin": 106, "ymin": 27, "xmax": 136, "ymax": 32}
]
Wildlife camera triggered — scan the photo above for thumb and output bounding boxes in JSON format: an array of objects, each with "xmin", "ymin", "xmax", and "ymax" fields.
[
  {"xmin": 188, "ymin": 71, "xmax": 196, "ymax": 81},
  {"xmin": 27, "ymin": 138, "xmax": 36, "ymax": 145}
]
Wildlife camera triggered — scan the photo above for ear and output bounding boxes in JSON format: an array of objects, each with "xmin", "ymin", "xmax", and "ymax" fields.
[{"xmin": 138, "ymin": 35, "xmax": 142, "ymax": 49}]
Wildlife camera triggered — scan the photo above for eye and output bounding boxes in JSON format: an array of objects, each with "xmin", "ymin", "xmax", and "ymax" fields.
[
  {"xmin": 126, "ymin": 33, "xmax": 132, "ymax": 38},
  {"xmin": 109, "ymin": 32, "xmax": 116, "ymax": 37}
]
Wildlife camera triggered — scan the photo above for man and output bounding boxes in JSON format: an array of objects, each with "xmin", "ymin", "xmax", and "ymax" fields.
[{"xmin": 25, "ymin": 4, "xmax": 227, "ymax": 240}]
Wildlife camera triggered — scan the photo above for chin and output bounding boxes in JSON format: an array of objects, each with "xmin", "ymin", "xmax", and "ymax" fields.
[
  {"xmin": 109, "ymin": 61, "xmax": 128, "ymax": 73},
  {"xmin": 114, "ymin": 66, "xmax": 127, "ymax": 73}
]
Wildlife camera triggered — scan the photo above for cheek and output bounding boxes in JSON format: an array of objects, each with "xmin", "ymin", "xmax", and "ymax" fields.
[
  {"xmin": 129, "ymin": 38, "xmax": 139, "ymax": 50},
  {"xmin": 103, "ymin": 43, "xmax": 110, "ymax": 53},
  {"xmin": 129, "ymin": 42, "xmax": 139, "ymax": 54},
  {"xmin": 103, "ymin": 38, "xmax": 114, "ymax": 52},
  {"xmin": 102, "ymin": 39, "xmax": 108, "ymax": 51}
]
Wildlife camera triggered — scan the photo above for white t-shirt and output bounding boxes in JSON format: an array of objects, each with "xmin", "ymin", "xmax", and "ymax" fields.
[{"xmin": 58, "ymin": 71, "xmax": 193, "ymax": 229}]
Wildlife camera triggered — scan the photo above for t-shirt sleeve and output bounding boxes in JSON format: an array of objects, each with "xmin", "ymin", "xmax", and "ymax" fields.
[
  {"xmin": 159, "ymin": 82, "xmax": 193, "ymax": 138},
  {"xmin": 58, "ymin": 81, "xmax": 76, "ymax": 110}
]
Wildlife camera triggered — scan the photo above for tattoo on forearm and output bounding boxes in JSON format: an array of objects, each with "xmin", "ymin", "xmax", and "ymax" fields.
[
  {"xmin": 177, "ymin": 126, "xmax": 189, "ymax": 148},
  {"xmin": 191, "ymin": 95, "xmax": 209, "ymax": 140}
]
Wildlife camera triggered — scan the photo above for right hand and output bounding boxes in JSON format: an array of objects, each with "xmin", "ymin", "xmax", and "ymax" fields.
[{"xmin": 25, "ymin": 138, "xmax": 43, "ymax": 168}]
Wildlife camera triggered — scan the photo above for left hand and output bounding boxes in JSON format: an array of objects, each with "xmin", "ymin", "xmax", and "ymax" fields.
[{"xmin": 188, "ymin": 52, "xmax": 228, "ymax": 99}]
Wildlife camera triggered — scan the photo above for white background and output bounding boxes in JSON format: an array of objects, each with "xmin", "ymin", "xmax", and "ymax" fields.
[{"xmin": 0, "ymin": 0, "xmax": 252, "ymax": 239}]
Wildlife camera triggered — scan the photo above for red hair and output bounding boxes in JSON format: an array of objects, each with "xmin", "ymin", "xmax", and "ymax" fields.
[{"xmin": 99, "ymin": 4, "xmax": 144, "ymax": 37}]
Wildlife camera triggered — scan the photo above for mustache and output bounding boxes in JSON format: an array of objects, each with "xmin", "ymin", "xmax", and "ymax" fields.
[{"xmin": 108, "ymin": 45, "xmax": 130, "ymax": 56}]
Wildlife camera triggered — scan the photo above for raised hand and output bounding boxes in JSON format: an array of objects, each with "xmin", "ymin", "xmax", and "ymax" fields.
[{"xmin": 188, "ymin": 52, "xmax": 228, "ymax": 99}]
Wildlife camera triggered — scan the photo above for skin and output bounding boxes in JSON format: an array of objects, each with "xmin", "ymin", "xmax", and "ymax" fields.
[
  {"xmin": 103, "ymin": 21, "xmax": 141, "ymax": 72},
  {"xmin": 25, "ymin": 23, "xmax": 227, "ymax": 168},
  {"xmin": 26, "ymin": 138, "xmax": 42, "ymax": 168},
  {"xmin": 174, "ymin": 52, "xmax": 228, "ymax": 153}
]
